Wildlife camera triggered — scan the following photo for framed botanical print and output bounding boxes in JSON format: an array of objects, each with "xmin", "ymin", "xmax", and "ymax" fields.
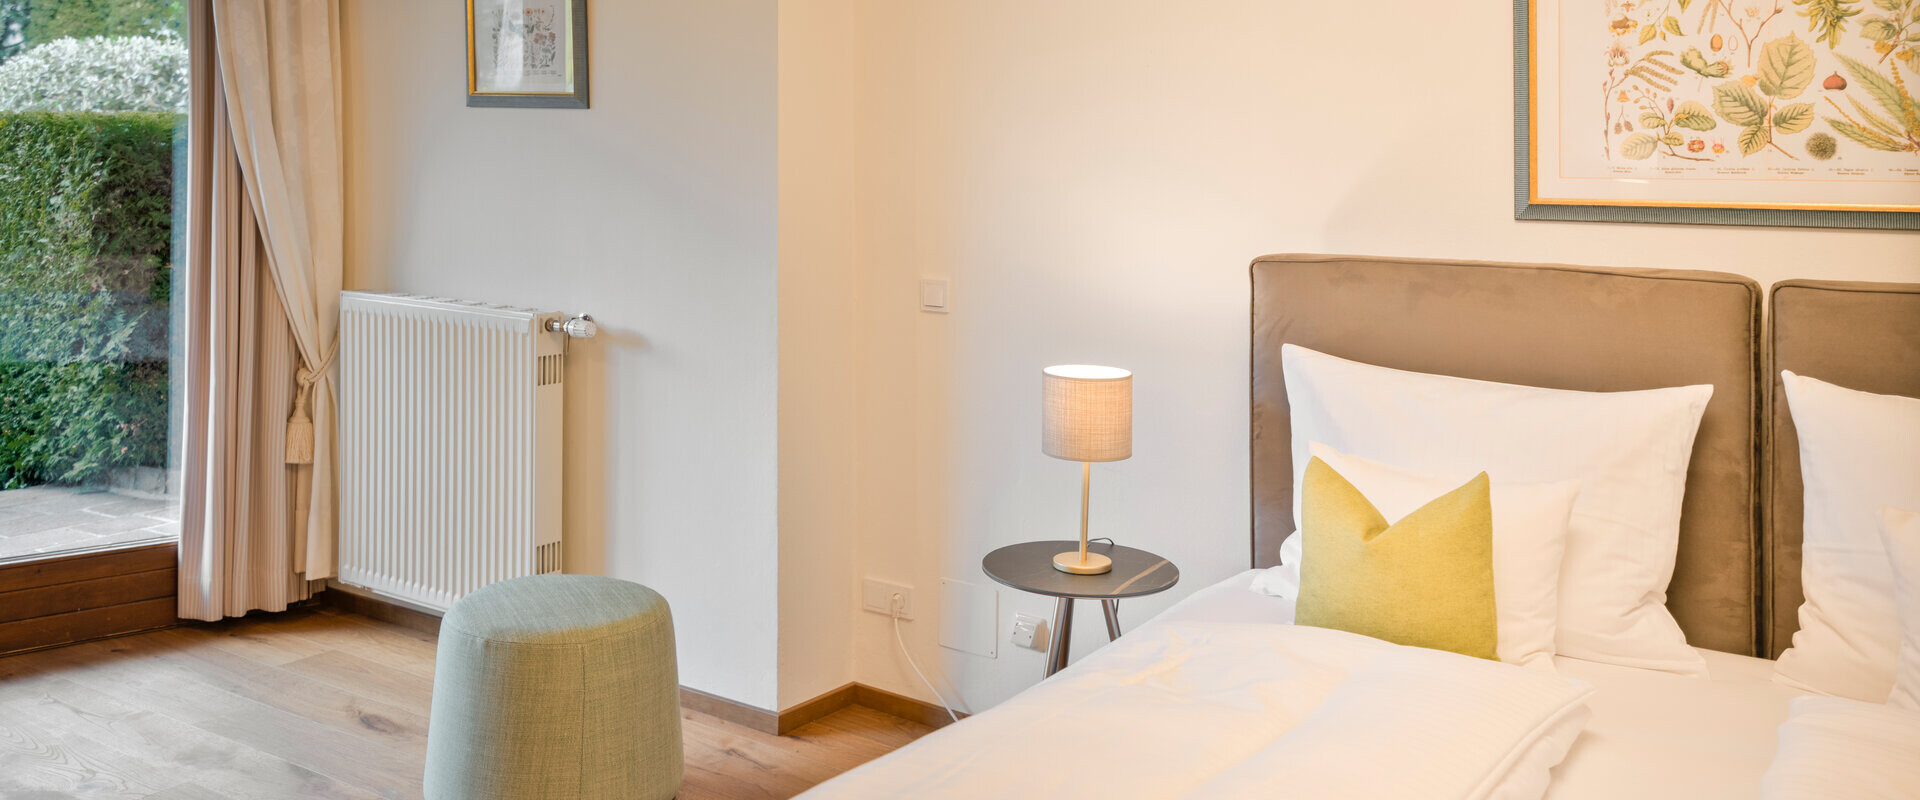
[
  {"xmin": 1516, "ymin": 0, "xmax": 1920, "ymax": 229},
  {"xmin": 467, "ymin": 0, "xmax": 589, "ymax": 109}
]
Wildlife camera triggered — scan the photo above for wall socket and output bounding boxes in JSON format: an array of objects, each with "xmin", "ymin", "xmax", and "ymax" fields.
[
  {"xmin": 862, "ymin": 578, "xmax": 914, "ymax": 619},
  {"xmin": 1010, "ymin": 613, "xmax": 1046, "ymax": 651}
]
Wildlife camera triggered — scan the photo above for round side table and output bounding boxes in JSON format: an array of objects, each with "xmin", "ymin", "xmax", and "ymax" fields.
[{"xmin": 981, "ymin": 540, "xmax": 1179, "ymax": 678}]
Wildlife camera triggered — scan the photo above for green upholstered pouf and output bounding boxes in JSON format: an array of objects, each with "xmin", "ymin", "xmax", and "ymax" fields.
[{"xmin": 424, "ymin": 575, "xmax": 683, "ymax": 800}]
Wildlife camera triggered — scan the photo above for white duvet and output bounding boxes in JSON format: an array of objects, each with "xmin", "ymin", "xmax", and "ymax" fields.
[
  {"xmin": 803, "ymin": 622, "xmax": 1594, "ymax": 800},
  {"xmin": 1760, "ymin": 695, "xmax": 1920, "ymax": 800}
]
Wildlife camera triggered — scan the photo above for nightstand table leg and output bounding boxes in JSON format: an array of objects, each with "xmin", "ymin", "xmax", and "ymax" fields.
[
  {"xmin": 1046, "ymin": 597, "xmax": 1074, "ymax": 677},
  {"xmin": 1102, "ymin": 599, "xmax": 1121, "ymax": 640}
]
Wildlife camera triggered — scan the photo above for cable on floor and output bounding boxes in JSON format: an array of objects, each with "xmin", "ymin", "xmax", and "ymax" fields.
[{"xmin": 891, "ymin": 592, "xmax": 961, "ymax": 724}]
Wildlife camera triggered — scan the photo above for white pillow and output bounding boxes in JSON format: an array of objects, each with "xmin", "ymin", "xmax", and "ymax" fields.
[
  {"xmin": 1774, "ymin": 371, "xmax": 1920, "ymax": 702},
  {"xmin": 1886, "ymin": 507, "xmax": 1920, "ymax": 710},
  {"xmin": 1299, "ymin": 443, "xmax": 1579, "ymax": 670},
  {"xmin": 1282, "ymin": 344, "xmax": 1713, "ymax": 674}
]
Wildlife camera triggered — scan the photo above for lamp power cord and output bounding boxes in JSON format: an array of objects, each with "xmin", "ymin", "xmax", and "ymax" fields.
[{"xmin": 891, "ymin": 593, "xmax": 961, "ymax": 724}]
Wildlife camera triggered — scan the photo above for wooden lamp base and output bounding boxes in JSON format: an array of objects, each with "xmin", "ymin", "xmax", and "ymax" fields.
[{"xmin": 1052, "ymin": 550, "xmax": 1112, "ymax": 575}]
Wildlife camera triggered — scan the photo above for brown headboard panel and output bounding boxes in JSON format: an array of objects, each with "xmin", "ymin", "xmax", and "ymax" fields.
[
  {"xmin": 1251, "ymin": 254, "xmax": 1763, "ymax": 656},
  {"xmin": 1765, "ymin": 280, "xmax": 1920, "ymax": 658}
]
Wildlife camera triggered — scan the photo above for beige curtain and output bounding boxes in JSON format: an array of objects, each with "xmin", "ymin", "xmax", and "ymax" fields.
[
  {"xmin": 215, "ymin": 0, "xmax": 344, "ymax": 578},
  {"xmin": 178, "ymin": 0, "xmax": 344, "ymax": 619},
  {"xmin": 178, "ymin": 0, "xmax": 314, "ymax": 620}
]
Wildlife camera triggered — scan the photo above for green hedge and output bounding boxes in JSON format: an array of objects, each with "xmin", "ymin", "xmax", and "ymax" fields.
[
  {"xmin": 18, "ymin": 0, "xmax": 185, "ymax": 45},
  {"xmin": 0, "ymin": 111, "xmax": 175, "ymax": 488}
]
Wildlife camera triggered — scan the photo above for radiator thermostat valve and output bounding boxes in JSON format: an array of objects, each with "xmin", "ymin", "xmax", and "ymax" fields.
[{"xmin": 548, "ymin": 313, "xmax": 598, "ymax": 339}]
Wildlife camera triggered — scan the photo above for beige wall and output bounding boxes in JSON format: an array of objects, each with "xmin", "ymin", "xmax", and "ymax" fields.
[
  {"xmin": 775, "ymin": 0, "xmax": 862, "ymax": 709},
  {"xmin": 341, "ymin": 0, "xmax": 783, "ymax": 709},
  {"xmin": 836, "ymin": 1, "xmax": 1920, "ymax": 711}
]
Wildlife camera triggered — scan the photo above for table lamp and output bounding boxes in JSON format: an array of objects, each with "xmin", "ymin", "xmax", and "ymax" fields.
[{"xmin": 1042, "ymin": 364, "xmax": 1132, "ymax": 575}]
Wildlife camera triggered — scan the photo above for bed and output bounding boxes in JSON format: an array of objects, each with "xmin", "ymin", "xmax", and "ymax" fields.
[
  {"xmin": 802, "ymin": 256, "xmax": 1920, "ymax": 799},
  {"xmin": 1149, "ymin": 570, "xmax": 1800, "ymax": 799}
]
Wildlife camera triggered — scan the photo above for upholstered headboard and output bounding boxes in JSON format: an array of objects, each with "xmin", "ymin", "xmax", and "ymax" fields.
[
  {"xmin": 1251, "ymin": 254, "xmax": 1763, "ymax": 656},
  {"xmin": 1765, "ymin": 280, "xmax": 1920, "ymax": 658}
]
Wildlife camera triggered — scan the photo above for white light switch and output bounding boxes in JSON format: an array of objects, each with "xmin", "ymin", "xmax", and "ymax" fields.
[{"xmin": 919, "ymin": 278, "xmax": 950, "ymax": 313}]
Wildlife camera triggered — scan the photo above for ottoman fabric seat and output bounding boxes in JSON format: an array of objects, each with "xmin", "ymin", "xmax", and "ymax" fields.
[{"xmin": 425, "ymin": 574, "xmax": 683, "ymax": 800}]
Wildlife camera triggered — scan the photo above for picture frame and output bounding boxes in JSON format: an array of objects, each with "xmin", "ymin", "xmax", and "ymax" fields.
[
  {"xmin": 467, "ymin": 0, "xmax": 589, "ymax": 109},
  {"xmin": 1515, "ymin": 0, "xmax": 1919, "ymax": 230}
]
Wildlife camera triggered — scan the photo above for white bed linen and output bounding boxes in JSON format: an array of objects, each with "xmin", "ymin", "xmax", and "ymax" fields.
[
  {"xmin": 1169, "ymin": 570, "xmax": 1806, "ymax": 799},
  {"xmin": 804, "ymin": 617, "xmax": 1592, "ymax": 799},
  {"xmin": 1760, "ymin": 695, "xmax": 1920, "ymax": 799},
  {"xmin": 1547, "ymin": 648, "xmax": 1799, "ymax": 799}
]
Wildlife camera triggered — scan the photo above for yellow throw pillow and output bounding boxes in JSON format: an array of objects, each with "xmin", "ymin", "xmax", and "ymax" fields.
[{"xmin": 1295, "ymin": 456, "xmax": 1498, "ymax": 660}]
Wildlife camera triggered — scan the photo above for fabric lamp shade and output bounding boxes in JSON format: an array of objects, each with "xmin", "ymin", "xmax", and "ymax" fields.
[{"xmin": 1042, "ymin": 365, "xmax": 1132, "ymax": 462}]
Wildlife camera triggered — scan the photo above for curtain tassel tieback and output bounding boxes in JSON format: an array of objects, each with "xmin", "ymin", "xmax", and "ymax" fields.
[
  {"xmin": 285, "ymin": 376, "xmax": 315, "ymax": 465},
  {"xmin": 286, "ymin": 341, "xmax": 338, "ymax": 465}
]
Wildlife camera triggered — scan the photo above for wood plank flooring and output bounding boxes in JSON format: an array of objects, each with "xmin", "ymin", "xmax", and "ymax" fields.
[{"xmin": 0, "ymin": 607, "xmax": 933, "ymax": 799}]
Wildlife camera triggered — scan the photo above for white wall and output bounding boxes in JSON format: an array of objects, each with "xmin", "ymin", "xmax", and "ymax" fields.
[
  {"xmin": 838, "ymin": 1, "xmax": 1920, "ymax": 712},
  {"xmin": 338, "ymin": 0, "xmax": 1919, "ymax": 716},
  {"xmin": 342, "ymin": 0, "xmax": 783, "ymax": 710}
]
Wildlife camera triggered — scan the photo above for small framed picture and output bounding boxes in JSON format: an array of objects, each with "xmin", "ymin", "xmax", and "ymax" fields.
[{"xmin": 466, "ymin": 0, "xmax": 589, "ymax": 109}]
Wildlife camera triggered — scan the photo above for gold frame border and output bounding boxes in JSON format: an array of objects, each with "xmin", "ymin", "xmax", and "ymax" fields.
[
  {"xmin": 1524, "ymin": 2, "xmax": 1919, "ymax": 216},
  {"xmin": 466, "ymin": 0, "xmax": 581, "ymax": 99}
]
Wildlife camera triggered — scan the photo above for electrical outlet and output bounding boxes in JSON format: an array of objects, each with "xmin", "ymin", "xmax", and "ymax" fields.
[
  {"xmin": 1011, "ymin": 613, "xmax": 1046, "ymax": 651},
  {"xmin": 863, "ymin": 578, "xmax": 913, "ymax": 619}
]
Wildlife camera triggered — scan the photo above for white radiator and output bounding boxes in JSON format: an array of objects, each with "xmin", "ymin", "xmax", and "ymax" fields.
[{"xmin": 338, "ymin": 292, "xmax": 568, "ymax": 612}]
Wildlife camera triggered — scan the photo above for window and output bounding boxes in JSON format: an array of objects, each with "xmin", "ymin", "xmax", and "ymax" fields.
[{"xmin": 0, "ymin": 0, "xmax": 187, "ymax": 563}]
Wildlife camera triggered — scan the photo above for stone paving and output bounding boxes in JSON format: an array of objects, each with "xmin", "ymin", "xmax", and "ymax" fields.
[{"xmin": 0, "ymin": 485, "xmax": 180, "ymax": 562}]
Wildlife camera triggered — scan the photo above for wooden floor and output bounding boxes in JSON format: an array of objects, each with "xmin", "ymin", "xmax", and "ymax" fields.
[{"xmin": 0, "ymin": 607, "xmax": 933, "ymax": 799}]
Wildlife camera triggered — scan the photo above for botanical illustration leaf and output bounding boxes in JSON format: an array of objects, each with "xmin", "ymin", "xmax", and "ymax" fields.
[
  {"xmin": 1664, "ymin": 15, "xmax": 1685, "ymax": 36},
  {"xmin": 1757, "ymin": 35, "xmax": 1817, "ymax": 98},
  {"xmin": 1642, "ymin": 111, "xmax": 1669, "ymax": 129},
  {"xmin": 1873, "ymin": 0, "xmax": 1901, "ymax": 11},
  {"xmin": 1640, "ymin": 23, "xmax": 1660, "ymax": 44},
  {"xmin": 1826, "ymin": 116, "xmax": 1916, "ymax": 149},
  {"xmin": 1661, "ymin": 131, "xmax": 1687, "ymax": 146},
  {"xmin": 1681, "ymin": 47, "xmax": 1733, "ymax": 77},
  {"xmin": 1861, "ymin": 16, "xmax": 1899, "ymax": 39},
  {"xmin": 1850, "ymin": 95, "xmax": 1908, "ymax": 137},
  {"xmin": 1681, "ymin": 0, "xmax": 1697, "ymax": 11},
  {"xmin": 1621, "ymin": 132, "xmax": 1660, "ymax": 159},
  {"xmin": 1774, "ymin": 102, "xmax": 1816, "ymax": 132},
  {"xmin": 1673, "ymin": 100, "xmax": 1720, "ymax": 130},
  {"xmin": 1738, "ymin": 123, "xmax": 1773, "ymax": 155},
  {"xmin": 1670, "ymin": 104, "xmax": 1718, "ymax": 131},
  {"xmin": 1793, "ymin": 0, "xmax": 1864, "ymax": 49},
  {"xmin": 1713, "ymin": 81, "xmax": 1769, "ymax": 126},
  {"xmin": 1835, "ymin": 53, "xmax": 1915, "ymax": 124}
]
